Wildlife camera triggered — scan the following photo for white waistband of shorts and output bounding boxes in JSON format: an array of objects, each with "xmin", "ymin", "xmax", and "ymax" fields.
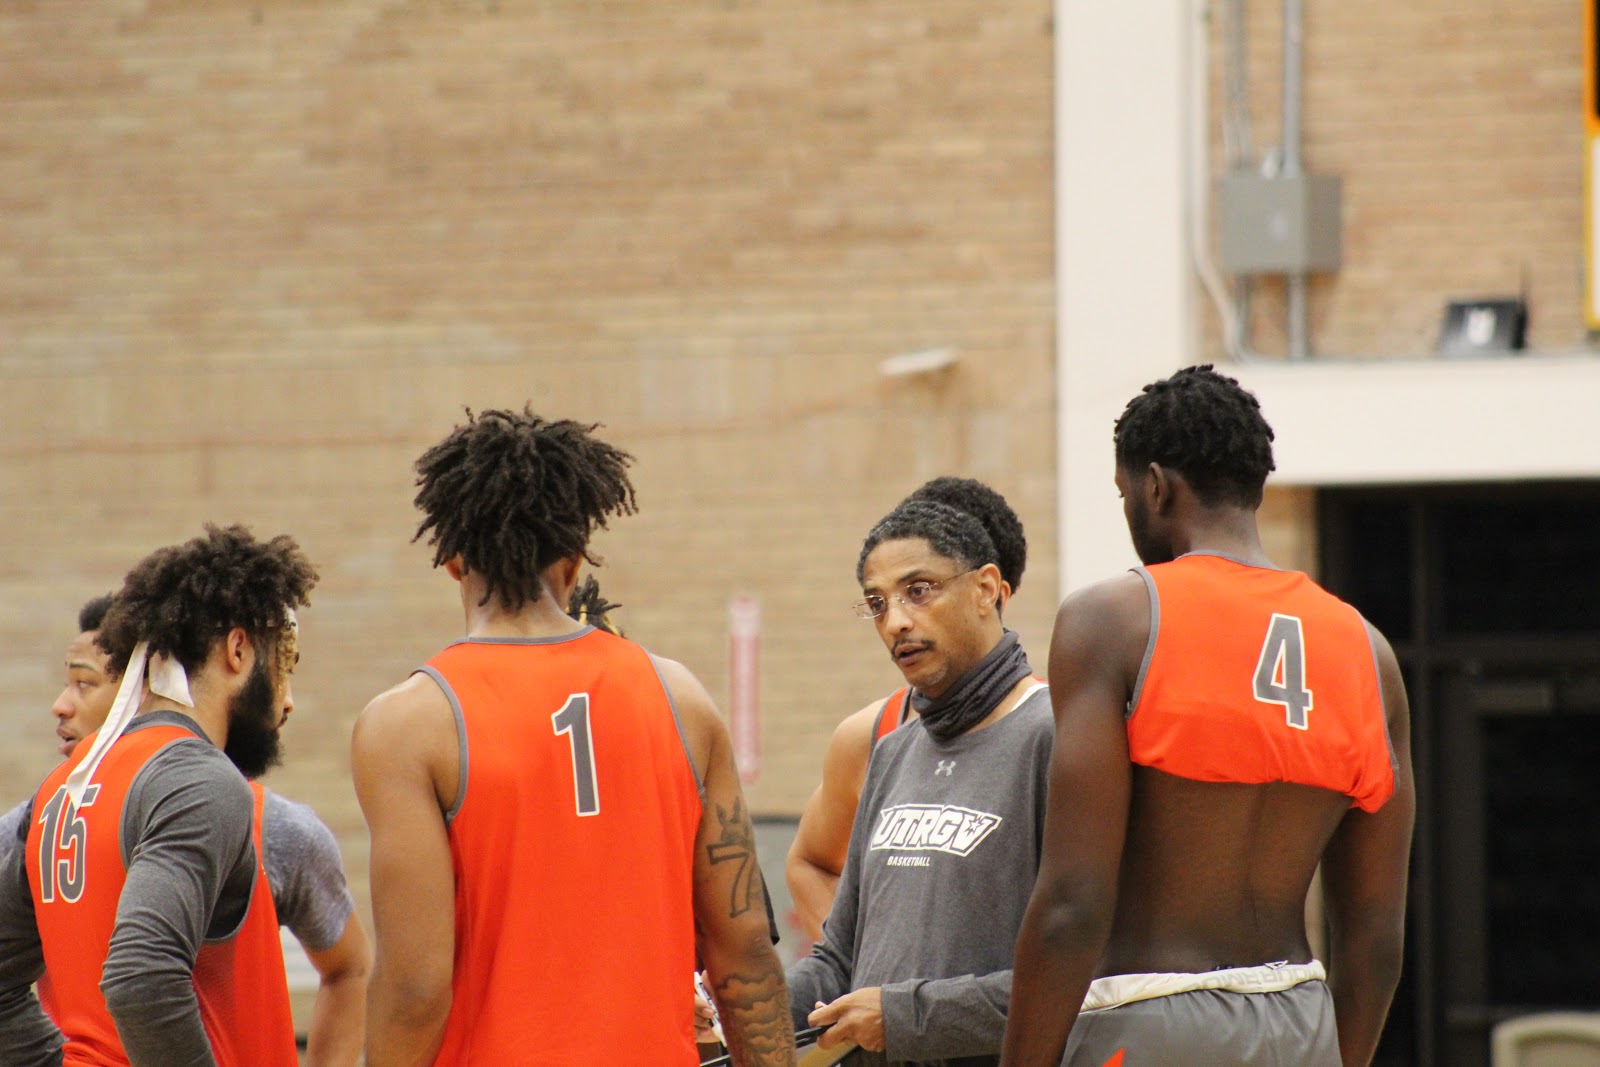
[{"xmin": 1081, "ymin": 960, "xmax": 1326, "ymax": 1013}]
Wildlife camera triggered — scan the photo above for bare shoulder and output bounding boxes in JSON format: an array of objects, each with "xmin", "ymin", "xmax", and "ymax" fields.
[
  {"xmin": 648, "ymin": 654, "xmax": 730, "ymax": 769},
  {"xmin": 1362, "ymin": 617, "xmax": 1401, "ymax": 673},
  {"xmin": 1058, "ymin": 569, "xmax": 1150, "ymax": 622},
  {"xmin": 352, "ymin": 672, "xmax": 457, "ymax": 770},
  {"xmin": 1360, "ymin": 618, "xmax": 1410, "ymax": 726},
  {"xmin": 1053, "ymin": 571, "xmax": 1151, "ymax": 648},
  {"xmin": 1046, "ymin": 571, "xmax": 1152, "ymax": 709},
  {"xmin": 831, "ymin": 697, "xmax": 887, "ymax": 752},
  {"xmin": 358, "ymin": 673, "xmax": 453, "ymax": 731},
  {"xmin": 649, "ymin": 654, "xmax": 718, "ymax": 724},
  {"xmin": 819, "ymin": 696, "xmax": 890, "ymax": 788}
]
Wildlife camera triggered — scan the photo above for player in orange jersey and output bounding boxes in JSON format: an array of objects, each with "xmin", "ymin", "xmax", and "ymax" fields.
[
  {"xmin": 785, "ymin": 477, "xmax": 1031, "ymax": 943},
  {"xmin": 0, "ymin": 524, "xmax": 318, "ymax": 1066},
  {"xmin": 354, "ymin": 407, "xmax": 794, "ymax": 1067},
  {"xmin": 49, "ymin": 595, "xmax": 120, "ymax": 760},
  {"xmin": 567, "ymin": 574, "xmax": 624, "ymax": 635},
  {"xmin": 1002, "ymin": 366, "xmax": 1415, "ymax": 1067},
  {"xmin": 0, "ymin": 591, "xmax": 370, "ymax": 1067}
]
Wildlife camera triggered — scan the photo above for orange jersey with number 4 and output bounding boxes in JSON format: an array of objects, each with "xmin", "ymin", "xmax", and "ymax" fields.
[
  {"xmin": 421, "ymin": 629, "xmax": 705, "ymax": 1067},
  {"xmin": 1128, "ymin": 554, "xmax": 1396, "ymax": 813}
]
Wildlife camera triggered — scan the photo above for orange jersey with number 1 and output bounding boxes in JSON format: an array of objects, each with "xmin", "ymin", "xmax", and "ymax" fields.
[
  {"xmin": 26, "ymin": 724, "xmax": 296, "ymax": 1067},
  {"xmin": 1128, "ymin": 553, "xmax": 1396, "ymax": 813},
  {"xmin": 422, "ymin": 629, "xmax": 705, "ymax": 1067}
]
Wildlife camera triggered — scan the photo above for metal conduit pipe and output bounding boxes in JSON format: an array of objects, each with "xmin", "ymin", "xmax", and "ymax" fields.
[
  {"xmin": 1226, "ymin": 0, "xmax": 1255, "ymax": 356},
  {"xmin": 1283, "ymin": 0, "xmax": 1310, "ymax": 359}
]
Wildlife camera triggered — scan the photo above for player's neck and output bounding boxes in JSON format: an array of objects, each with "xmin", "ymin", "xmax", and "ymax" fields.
[
  {"xmin": 456, "ymin": 567, "xmax": 585, "ymax": 639},
  {"xmin": 1172, "ymin": 509, "xmax": 1271, "ymax": 567},
  {"xmin": 140, "ymin": 688, "xmax": 227, "ymax": 747},
  {"xmin": 462, "ymin": 594, "xmax": 585, "ymax": 640}
]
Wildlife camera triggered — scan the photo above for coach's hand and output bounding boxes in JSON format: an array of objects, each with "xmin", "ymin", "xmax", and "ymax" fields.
[{"xmin": 808, "ymin": 987, "xmax": 884, "ymax": 1052}]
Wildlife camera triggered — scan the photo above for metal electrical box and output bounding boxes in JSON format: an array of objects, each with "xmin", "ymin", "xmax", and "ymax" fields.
[{"xmin": 1217, "ymin": 174, "xmax": 1343, "ymax": 274}]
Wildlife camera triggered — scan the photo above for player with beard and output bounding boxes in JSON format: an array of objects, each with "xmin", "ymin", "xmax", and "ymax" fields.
[
  {"xmin": 786, "ymin": 477, "xmax": 1030, "ymax": 943},
  {"xmin": 785, "ymin": 498, "xmax": 1053, "ymax": 1065},
  {"xmin": 354, "ymin": 408, "xmax": 793, "ymax": 1066},
  {"xmin": 1001, "ymin": 366, "xmax": 1413, "ymax": 1067},
  {"xmin": 0, "ymin": 524, "xmax": 318, "ymax": 1067},
  {"xmin": 0, "ymin": 592, "xmax": 369, "ymax": 1067}
]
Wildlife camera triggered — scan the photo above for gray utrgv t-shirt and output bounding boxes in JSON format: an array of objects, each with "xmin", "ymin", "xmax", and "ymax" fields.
[{"xmin": 787, "ymin": 684, "xmax": 1054, "ymax": 1067}]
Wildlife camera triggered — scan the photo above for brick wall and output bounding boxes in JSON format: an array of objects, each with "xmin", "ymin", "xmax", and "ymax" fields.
[
  {"xmin": 1206, "ymin": 0, "xmax": 1586, "ymax": 358},
  {"xmin": 0, "ymin": 0, "xmax": 1058, "ymax": 918},
  {"xmin": 3, "ymin": 0, "xmax": 1573, "ymax": 951}
]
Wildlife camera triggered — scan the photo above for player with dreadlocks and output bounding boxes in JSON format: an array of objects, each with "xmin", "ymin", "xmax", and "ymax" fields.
[
  {"xmin": 0, "ymin": 525, "xmax": 318, "ymax": 1067},
  {"xmin": 785, "ymin": 476, "xmax": 1033, "ymax": 944},
  {"xmin": 567, "ymin": 574, "xmax": 624, "ymax": 635},
  {"xmin": 353, "ymin": 407, "xmax": 794, "ymax": 1067},
  {"xmin": 1002, "ymin": 366, "xmax": 1414, "ymax": 1067}
]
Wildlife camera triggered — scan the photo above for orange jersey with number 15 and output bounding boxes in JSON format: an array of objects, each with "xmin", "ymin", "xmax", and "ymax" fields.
[
  {"xmin": 1127, "ymin": 553, "xmax": 1397, "ymax": 813},
  {"xmin": 421, "ymin": 629, "xmax": 705, "ymax": 1067},
  {"xmin": 26, "ymin": 724, "xmax": 296, "ymax": 1067}
]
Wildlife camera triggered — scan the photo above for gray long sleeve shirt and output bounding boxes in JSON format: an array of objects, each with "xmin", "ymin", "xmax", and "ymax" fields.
[
  {"xmin": 0, "ymin": 711, "xmax": 259, "ymax": 1067},
  {"xmin": 3, "ymin": 787, "xmax": 355, "ymax": 957},
  {"xmin": 787, "ymin": 685, "xmax": 1054, "ymax": 1066}
]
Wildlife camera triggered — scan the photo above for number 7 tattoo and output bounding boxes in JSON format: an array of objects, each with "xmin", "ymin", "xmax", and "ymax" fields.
[{"xmin": 707, "ymin": 798, "xmax": 761, "ymax": 919}]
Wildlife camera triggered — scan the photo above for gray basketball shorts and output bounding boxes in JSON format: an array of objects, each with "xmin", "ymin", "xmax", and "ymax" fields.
[{"xmin": 1061, "ymin": 961, "xmax": 1340, "ymax": 1067}]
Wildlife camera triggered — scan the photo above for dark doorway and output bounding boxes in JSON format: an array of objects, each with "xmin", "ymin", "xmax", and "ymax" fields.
[{"xmin": 1320, "ymin": 484, "xmax": 1600, "ymax": 1067}]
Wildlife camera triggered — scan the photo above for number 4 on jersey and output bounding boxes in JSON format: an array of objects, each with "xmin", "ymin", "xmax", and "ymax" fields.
[{"xmin": 1253, "ymin": 613, "xmax": 1313, "ymax": 730}]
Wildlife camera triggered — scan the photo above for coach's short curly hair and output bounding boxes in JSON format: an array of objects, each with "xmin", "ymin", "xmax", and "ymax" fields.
[
  {"xmin": 412, "ymin": 407, "xmax": 638, "ymax": 611},
  {"xmin": 97, "ymin": 525, "xmax": 318, "ymax": 678},
  {"xmin": 856, "ymin": 500, "xmax": 999, "ymax": 584},
  {"xmin": 906, "ymin": 477, "xmax": 1026, "ymax": 594},
  {"xmin": 1113, "ymin": 364, "xmax": 1276, "ymax": 508}
]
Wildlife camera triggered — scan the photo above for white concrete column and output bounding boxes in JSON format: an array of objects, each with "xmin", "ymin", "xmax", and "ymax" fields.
[{"xmin": 1056, "ymin": 2, "xmax": 1196, "ymax": 597}]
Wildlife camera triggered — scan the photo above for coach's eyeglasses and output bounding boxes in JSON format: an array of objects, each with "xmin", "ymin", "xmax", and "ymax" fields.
[{"xmin": 852, "ymin": 569, "xmax": 976, "ymax": 620}]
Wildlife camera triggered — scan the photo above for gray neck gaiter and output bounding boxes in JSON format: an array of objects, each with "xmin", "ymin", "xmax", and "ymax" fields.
[{"xmin": 910, "ymin": 630, "xmax": 1033, "ymax": 743}]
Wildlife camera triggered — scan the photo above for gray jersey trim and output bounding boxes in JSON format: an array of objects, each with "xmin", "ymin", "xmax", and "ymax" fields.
[
  {"xmin": 1177, "ymin": 549, "xmax": 1286, "ymax": 571},
  {"xmin": 647, "ymin": 654, "xmax": 704, "ymax": 799},
  {"xmin": 445, "ymin": 627, "xmax": 594, "ymax": 648},
  {"xmin": 1127, "ymin": 567, "xmax": 1161, "ymax": 720},
  {"xmin": 414, "ymin": 666, "xmax": 470, "ymax": 824},
  {"xmin": 1362, "ymin": 620, "xmax": 1401, "ymax": 775}
]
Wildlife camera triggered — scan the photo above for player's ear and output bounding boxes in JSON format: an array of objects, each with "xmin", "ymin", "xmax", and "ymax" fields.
[
  {"xmin": 1148, "ymin": 463, "xmax": 1176, "ymax": 514},
  {"xmin": 443, "ymin": 555, "xmax": 466, "ymax": 581},
  {"xmin": 222, "ymin": 626, "xmax": 252, "ymax": 677},
  {"xmin": 549, "ymin": 554, "xmax": 583, "ymax": 606}
]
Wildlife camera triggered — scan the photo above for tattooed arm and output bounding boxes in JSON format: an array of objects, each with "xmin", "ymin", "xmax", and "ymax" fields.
[{"xmin": 656, "ymin": 657, "xmax": 796, "ymax": 1067}]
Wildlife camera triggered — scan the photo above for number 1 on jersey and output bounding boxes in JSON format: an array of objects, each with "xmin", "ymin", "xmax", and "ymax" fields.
[
  {"xmin": 552, "ymin": 693, "xmax": 600, "ymax": 817},
  {"xmin": 1253, "ymin": 613, "xmax": 1313, "ymax": 730}
]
